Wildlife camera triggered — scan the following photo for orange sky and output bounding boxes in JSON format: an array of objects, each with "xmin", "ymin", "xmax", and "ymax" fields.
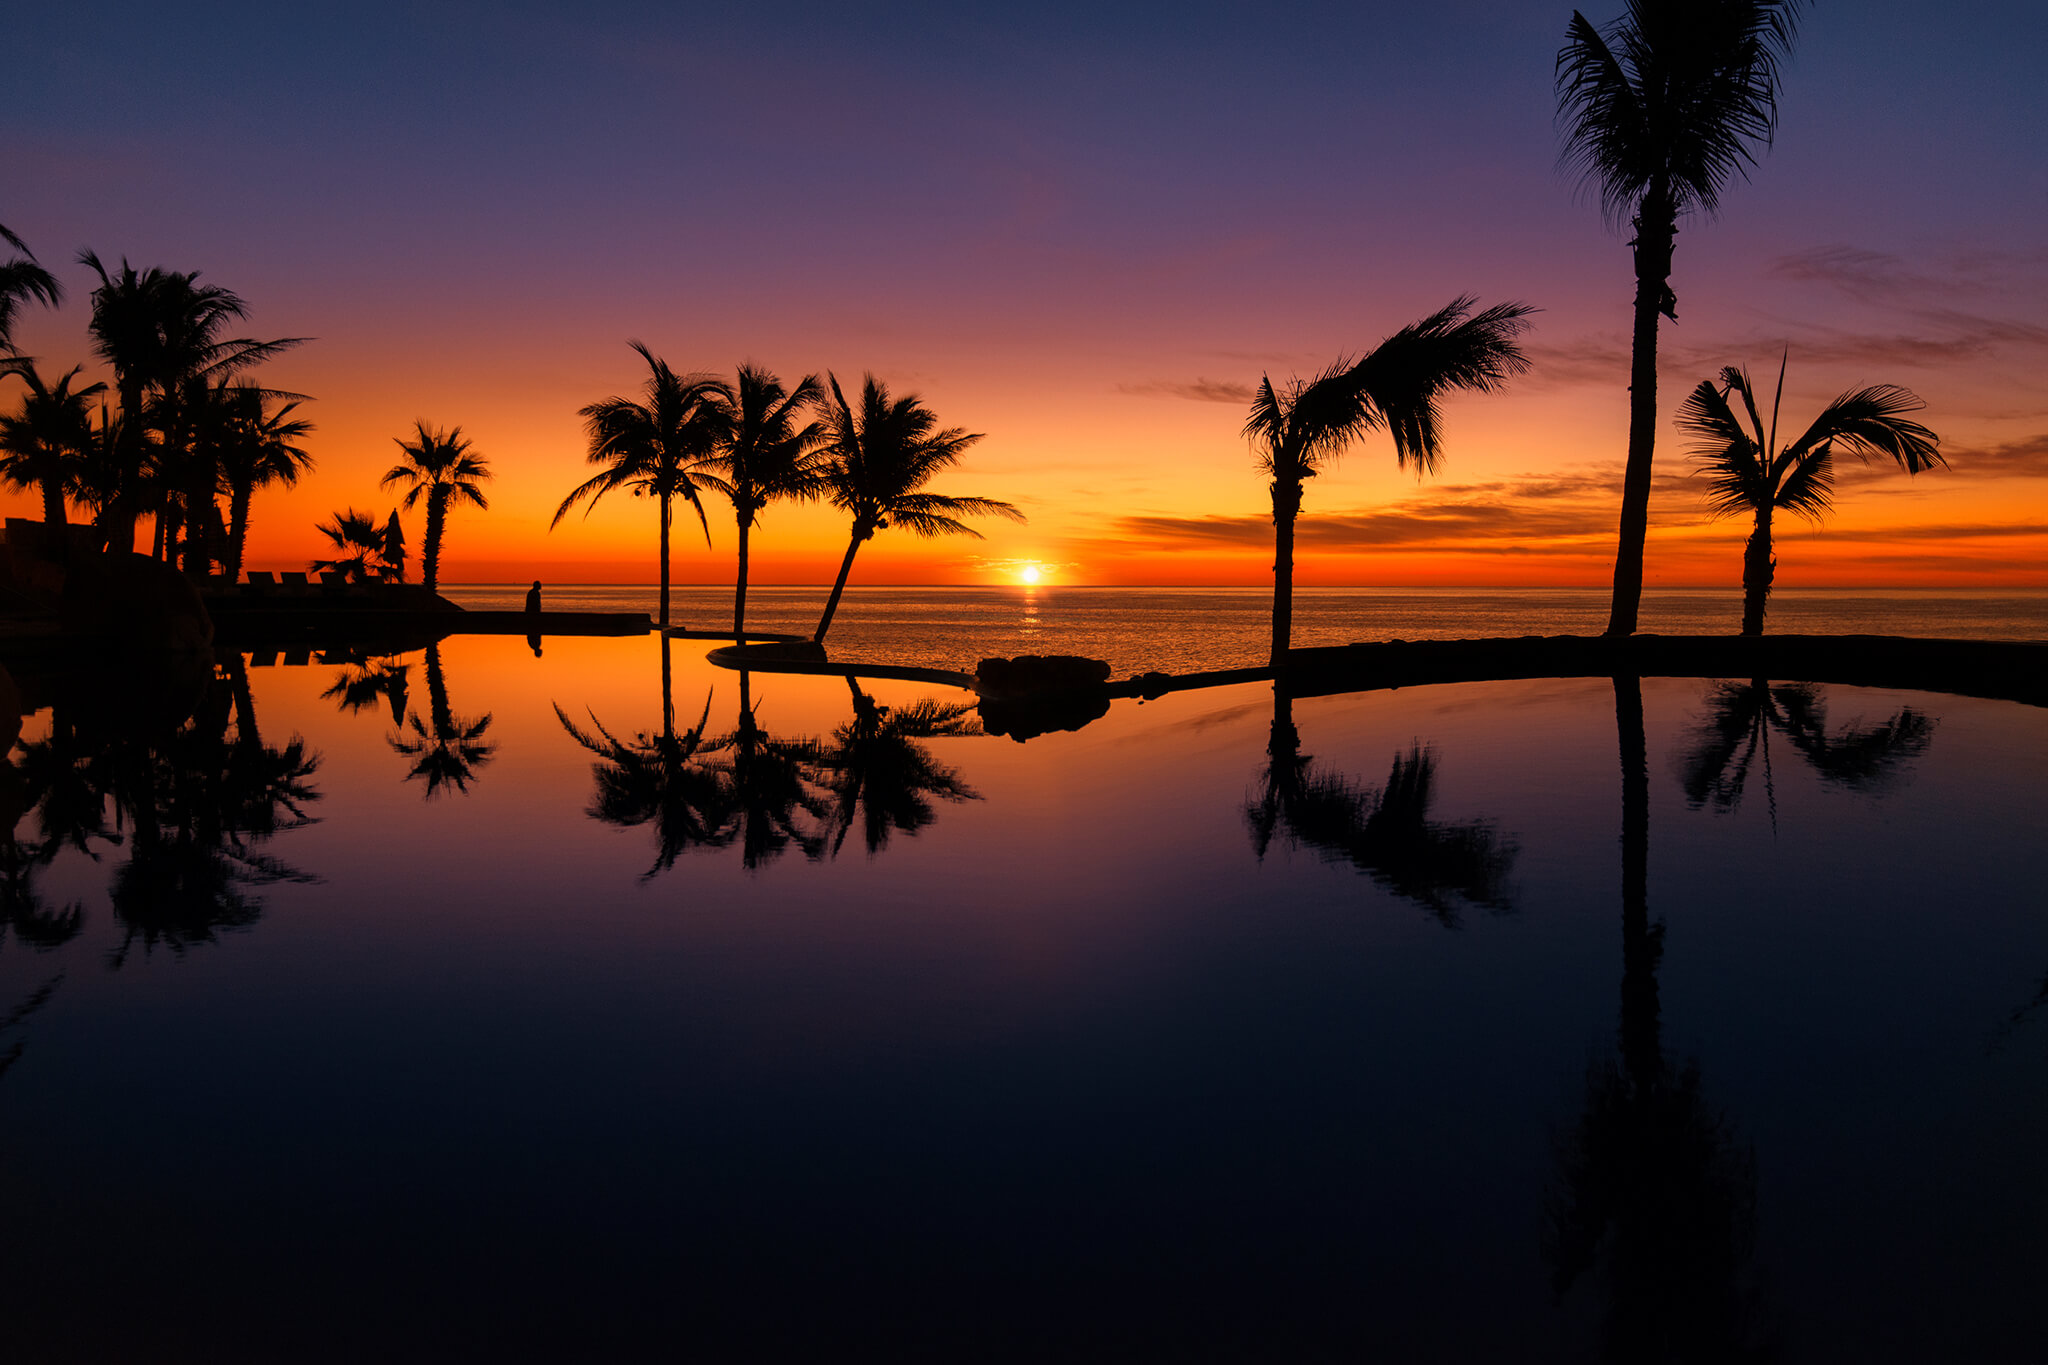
[{"xmin": 8, "ymin": 6, "xmax": 2045, "ymax": 590}]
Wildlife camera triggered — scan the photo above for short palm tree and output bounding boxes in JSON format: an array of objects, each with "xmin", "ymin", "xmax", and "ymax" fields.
[
  {"xmin": 812, "ymin": 373, "xmax": 1022, "ymax": 647},
  {"xmin": 390, "ymin": 644, "xmax": 495, "ymax": 798},
  {"xmin": 707, "ymin": 365, "xmax": 827, "ymax": 640},
  {"xmin": 310, "ymin": 507, "xmax": 402, "ymax": 583},
  {"xmin": 1244, "ymin": 296, "xmax": 1532, "ymax": 667},
  {"xmin": 0, "ymin": 361, "xmax": 106, "ymax": 538},
  {"xmin": 209, "ymin": 382, "xmax": 314, "ymax": 581},
  {"xmin": 381, "ymin": 421, "xmax": 490, "ymax": 593},
  {"xmin": 554, "ymin": 342, "xmax": 724, "ymax": 629},
  {"xmin": 0, "ymin": 224, "xmax": 61, "ymax": 359},
  {"xmin": 1557, "ymin": 0, "xmax": 1804, "ymax": 635},
  {"xmin": 1679, "ymin": 357, "xmax": 1940, "ymax": 635}
]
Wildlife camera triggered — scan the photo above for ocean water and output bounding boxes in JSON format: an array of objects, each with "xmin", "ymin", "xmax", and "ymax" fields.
[{"xmin": 448, "ymin": 583, "xmax": 2048, "ymax": 675}]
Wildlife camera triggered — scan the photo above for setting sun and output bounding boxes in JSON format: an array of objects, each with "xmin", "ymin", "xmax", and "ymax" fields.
[{"xmin": 1020, "ymin": 565, "xmax": 1042, "ymax": 584}]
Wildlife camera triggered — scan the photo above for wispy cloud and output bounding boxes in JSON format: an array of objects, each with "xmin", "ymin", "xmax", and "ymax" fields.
[{"xmin": 1117, "ymin": 377, "xmax": 1258, "ymax": 404}]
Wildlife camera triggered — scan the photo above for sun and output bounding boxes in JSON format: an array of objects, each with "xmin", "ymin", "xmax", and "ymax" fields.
[{"xmin": 1019, "ymin": 564, "xmax": 1042, "ymax": 584}]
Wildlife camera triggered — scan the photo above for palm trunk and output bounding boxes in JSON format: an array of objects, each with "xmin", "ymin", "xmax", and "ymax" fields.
[
  {"xmin": 103, "ymin": 380, "xmax": 144, "ymax": 555},
  {"xmin": 1268, "ymin": 477, "xmax": 1303, "ymax": 669},
  {"xmin": 425, "ymin": 644, "xmax": 452, "ymax": 738},
  {"xmin": 733, "ymin": 511, "xmax": 752, "ymax": 641},
  {"xmin": 424, "ymin": 491, "xmax": 447, "ymax": 594},
  {"xmin": 1605, "ymin": 193, "xmax": 1678, "ymax": 638},
  {"xmin": 813, "ymin": 528, "xmax": 867, "ymax": 647},
  {"xmin": 657, "ymin": 491, "xmax": 672, "ymax": 629},
  {"xmin": 1739, "ymin": 506, "xmax": 1775, "ymax": 637},
  {"xmin": 39, "ymin": 477, "xmax": 67, "ymax": 565},
  {"xmin": 225, "ymin": 481, "xmax": 253, "ymax": 582}
]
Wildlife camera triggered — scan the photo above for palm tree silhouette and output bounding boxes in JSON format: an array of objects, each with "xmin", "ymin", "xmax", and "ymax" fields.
[
  {"xmin": 1681, "ymin": 679, "xmax": 1933, "ymax": 820},
  {"xmin": 77, "ymin": 252, "xmax": 303, "ymax": 562},
  {"xmin": 1679, "ymin": 357, "xmax": 1940, "ymax": 634},
  {"xmin": 812, "ymin": 678, "xmax": 980, "ymax": 857},
  {"xmin": 207, "ymin": 381, "xmax": 315, "ymax": 582},
  {"xmin": 554, "ymin": 342, "xmax": 724, "ymax": 630},
  {"xmin": 1246, "ymin": 685, "xmax": 1517, "ymax": 926},
  {"xmin": 1245, "ymin": 298, "xmax": 1531, "ymax": 667},
  {"xmin": 0, "ymin": 222, "xmax": 61, "ymax": 359},
  {"xmin": 1545, "ymin": 674, "xmax": 1767, "ymax": 1359},
  {"xmin": 310, "ymin": 507, "xmax": 402, "ymax": 582},
  {"xmin": 557, "ymin": 639, "xmax": 733, "ymax": 877},
  {"xmin": 812, "ymin": 373, "xmax": 1022, "ymax": 647},
  {"xmin": 380, "ymin": 421, "xmax": 491, "ymax": 594},
  {"xmin": 0, "ymin": 361, "xmax": 105, "ymax": 544},
  {"xmin": 706, "ymin": 365, "xmax": 827, "ymax": 640},
  {"xmin": 1557, "ymin": 1, "xmax": 1804, "ymax": 636},
  {"xmin": 389, "ymin": 643, "xmax": 494, "ymax": 798}
]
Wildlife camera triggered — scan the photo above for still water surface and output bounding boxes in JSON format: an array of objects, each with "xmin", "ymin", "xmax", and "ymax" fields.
[{"xmin": 1, "ymin": 634, "xmax": 2042, "ymax": 1360}]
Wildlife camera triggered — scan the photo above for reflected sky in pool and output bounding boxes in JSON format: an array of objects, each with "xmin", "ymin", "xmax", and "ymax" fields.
[{"xmin": 1, "ymin": 634, "xmax": 2042, "ymax": 1361}]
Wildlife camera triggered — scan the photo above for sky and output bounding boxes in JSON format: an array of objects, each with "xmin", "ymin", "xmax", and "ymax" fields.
[{"xmin": 6, "ymin": 0, "xmax": 2045, "ymax": 588}]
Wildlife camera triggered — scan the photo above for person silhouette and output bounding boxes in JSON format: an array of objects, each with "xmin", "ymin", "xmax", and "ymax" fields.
[
  {"xmin": 526, "ymin": 581, "xmax": 543, "ymax": 656},
  {"xmin": 525, "ymin": 580, "xmax": 542, "ymax": 613}
]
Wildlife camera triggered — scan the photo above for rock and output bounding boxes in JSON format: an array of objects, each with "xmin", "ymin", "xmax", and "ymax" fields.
[{"xmin": 974, "ymin": 654, "xmax": 1112, "ymax": 697}]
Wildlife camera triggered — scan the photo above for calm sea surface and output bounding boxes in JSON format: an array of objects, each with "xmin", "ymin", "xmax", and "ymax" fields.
[
  {"xmin": 450, "ymin": 584, "xmax": 2048, "ymax": 674},
  {"xmin": 2, "ymin": 632, "xmax": 2042, "ymax": 1360}
]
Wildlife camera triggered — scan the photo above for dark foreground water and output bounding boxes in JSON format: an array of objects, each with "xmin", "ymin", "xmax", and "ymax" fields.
[
  {"xmin": 450, "ymin": 584, "xmax": 2048, "ymax": 675},
  {"xmin": 1, "ymin": 634, "xmax": 2043, "ymax": 1361}
]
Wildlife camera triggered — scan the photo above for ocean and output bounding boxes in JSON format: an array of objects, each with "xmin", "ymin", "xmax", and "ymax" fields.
[{"xmin": 445, "ymin": 583, "xmax": 2048, "ymax": 676}]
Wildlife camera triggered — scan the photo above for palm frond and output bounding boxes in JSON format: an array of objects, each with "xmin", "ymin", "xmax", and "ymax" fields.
[{"xmin": 1784, "ymin": 385, "xmax": 1941, "ymax": 472}]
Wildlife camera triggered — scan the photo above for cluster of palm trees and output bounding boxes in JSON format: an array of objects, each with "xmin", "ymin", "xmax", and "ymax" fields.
[
  {"xmin": 1251, "ymin": 1, "xmax": 1942, "ymax": 654},
  {"xmin": 0, "ymin": 229, "xmax": 311, "ymax": 577},
  {"xmin": 304, "ymin": 422, "xmax": 493, "ymax": 589},
  {"xmin": 556, "ymin": 344, "xmax": 1021, "ymax": 644}
]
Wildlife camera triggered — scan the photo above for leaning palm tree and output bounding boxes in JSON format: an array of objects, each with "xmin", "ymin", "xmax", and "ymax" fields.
[
  {"xmin": 811, "ymin": 679, "xmax": 980, "ymax": 857},
  {"xmin": 380, "ymin": 421, "xmax": 490, "ymax": 593},
  {"xmin": 0, "ymin": 224, "xmax": 61, "ymax": 359},
  {"xmin": 812, "ymin": 373, "xmax": 1022, "ymax": 647},
  {"xmin": 1680, "ymin": 357, "xmax": 1940, "ymax": 635},
  {"xmin": 706, "ymin": 365, "xmax": 827, "ymax": 640},
  {"xmin": 1557, "ymin": 0, "xmax": 1804, "ymax": 636},
  {"xmin": 0, "ymin": 361, "xmax": 105, "ymax": 540},
  {"xmin": 208, "ymin": 381, "xmax": 314, "ymax": 581},
  {"xmin": 554, "ymin": 342, "xmax": 724, "ymax": 629},
  {"xmin": 1244, "ymin": 297, "xmax": 1532, "ymax": 667}
]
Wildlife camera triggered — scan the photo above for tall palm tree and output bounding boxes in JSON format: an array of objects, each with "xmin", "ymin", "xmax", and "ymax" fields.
[
  {"xmin": 207, "ymin": 381, "xmax": 314, "ymax": 581},
  {"xmin": 812, "ymin": 373, "xmax": 1022, "ymax": 647},
  {"xmin": 0, "ymin": 224, "xmax": 61, "ymax": 360},
  {"xmin": 554, "ymin": 342, "xmax": 724, "ymax": 629},
  {"xmin": 310, "ymin": 507, "xmax": 401, "ymax": 582},
  {"xmin": 1244, "ymin": 297, "xmax": 1532, "ymax": 667},
  {"xmin": 77, "ymin": 252, "xmax": 303, "ymax": 562},
  {"xmin": 707, "ymin": 365, "xmax": 827, "ymax": 640},
  {"xmin": 0, "ymin": 362, "xmax": 106, "ymax": 539},
  {"xmin": 1680, "ymin": 358, "xmax": 1940, "ymax": 634},
  {"xmin": 380, "ymin": 421, "xmax": 490, "ymax": 593},
  {"xmin": 1557, "ymin": 0, "xmax": 1804, "ymax": 636}
]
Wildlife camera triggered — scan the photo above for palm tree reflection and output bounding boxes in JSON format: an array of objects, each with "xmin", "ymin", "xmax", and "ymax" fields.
[
  {"xmin": 107, "ymin": 657, "xmax": 321, "ymax": 963},
  {"xmin": 558, "ymin": 665, "xmax": 729, "ymax": 878},
  {"xmin": 810, "ymin": 678, "xmax": 980, "ymax": 857},
  {"xmin": 1547, "ymin": 677, "xmax": 1767, "ymax": 1358},
  {"xmin": 1681, "ymin": 679, "xmax": 1933, "ymax": 818},
  {"xmin": 562, "ymin": 644, "xmax": 981, "ymax": 873},
  {"xmin": 1246, "ymin": 686, "xmax": 1516, "ymax": 926},
  {"xmin": 323, "ymin": 651, "xmax": 412, "ymax": 725},
  {"xmin": 389, "ymin": 643, "xmax": 494, "ymax": 797}
]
